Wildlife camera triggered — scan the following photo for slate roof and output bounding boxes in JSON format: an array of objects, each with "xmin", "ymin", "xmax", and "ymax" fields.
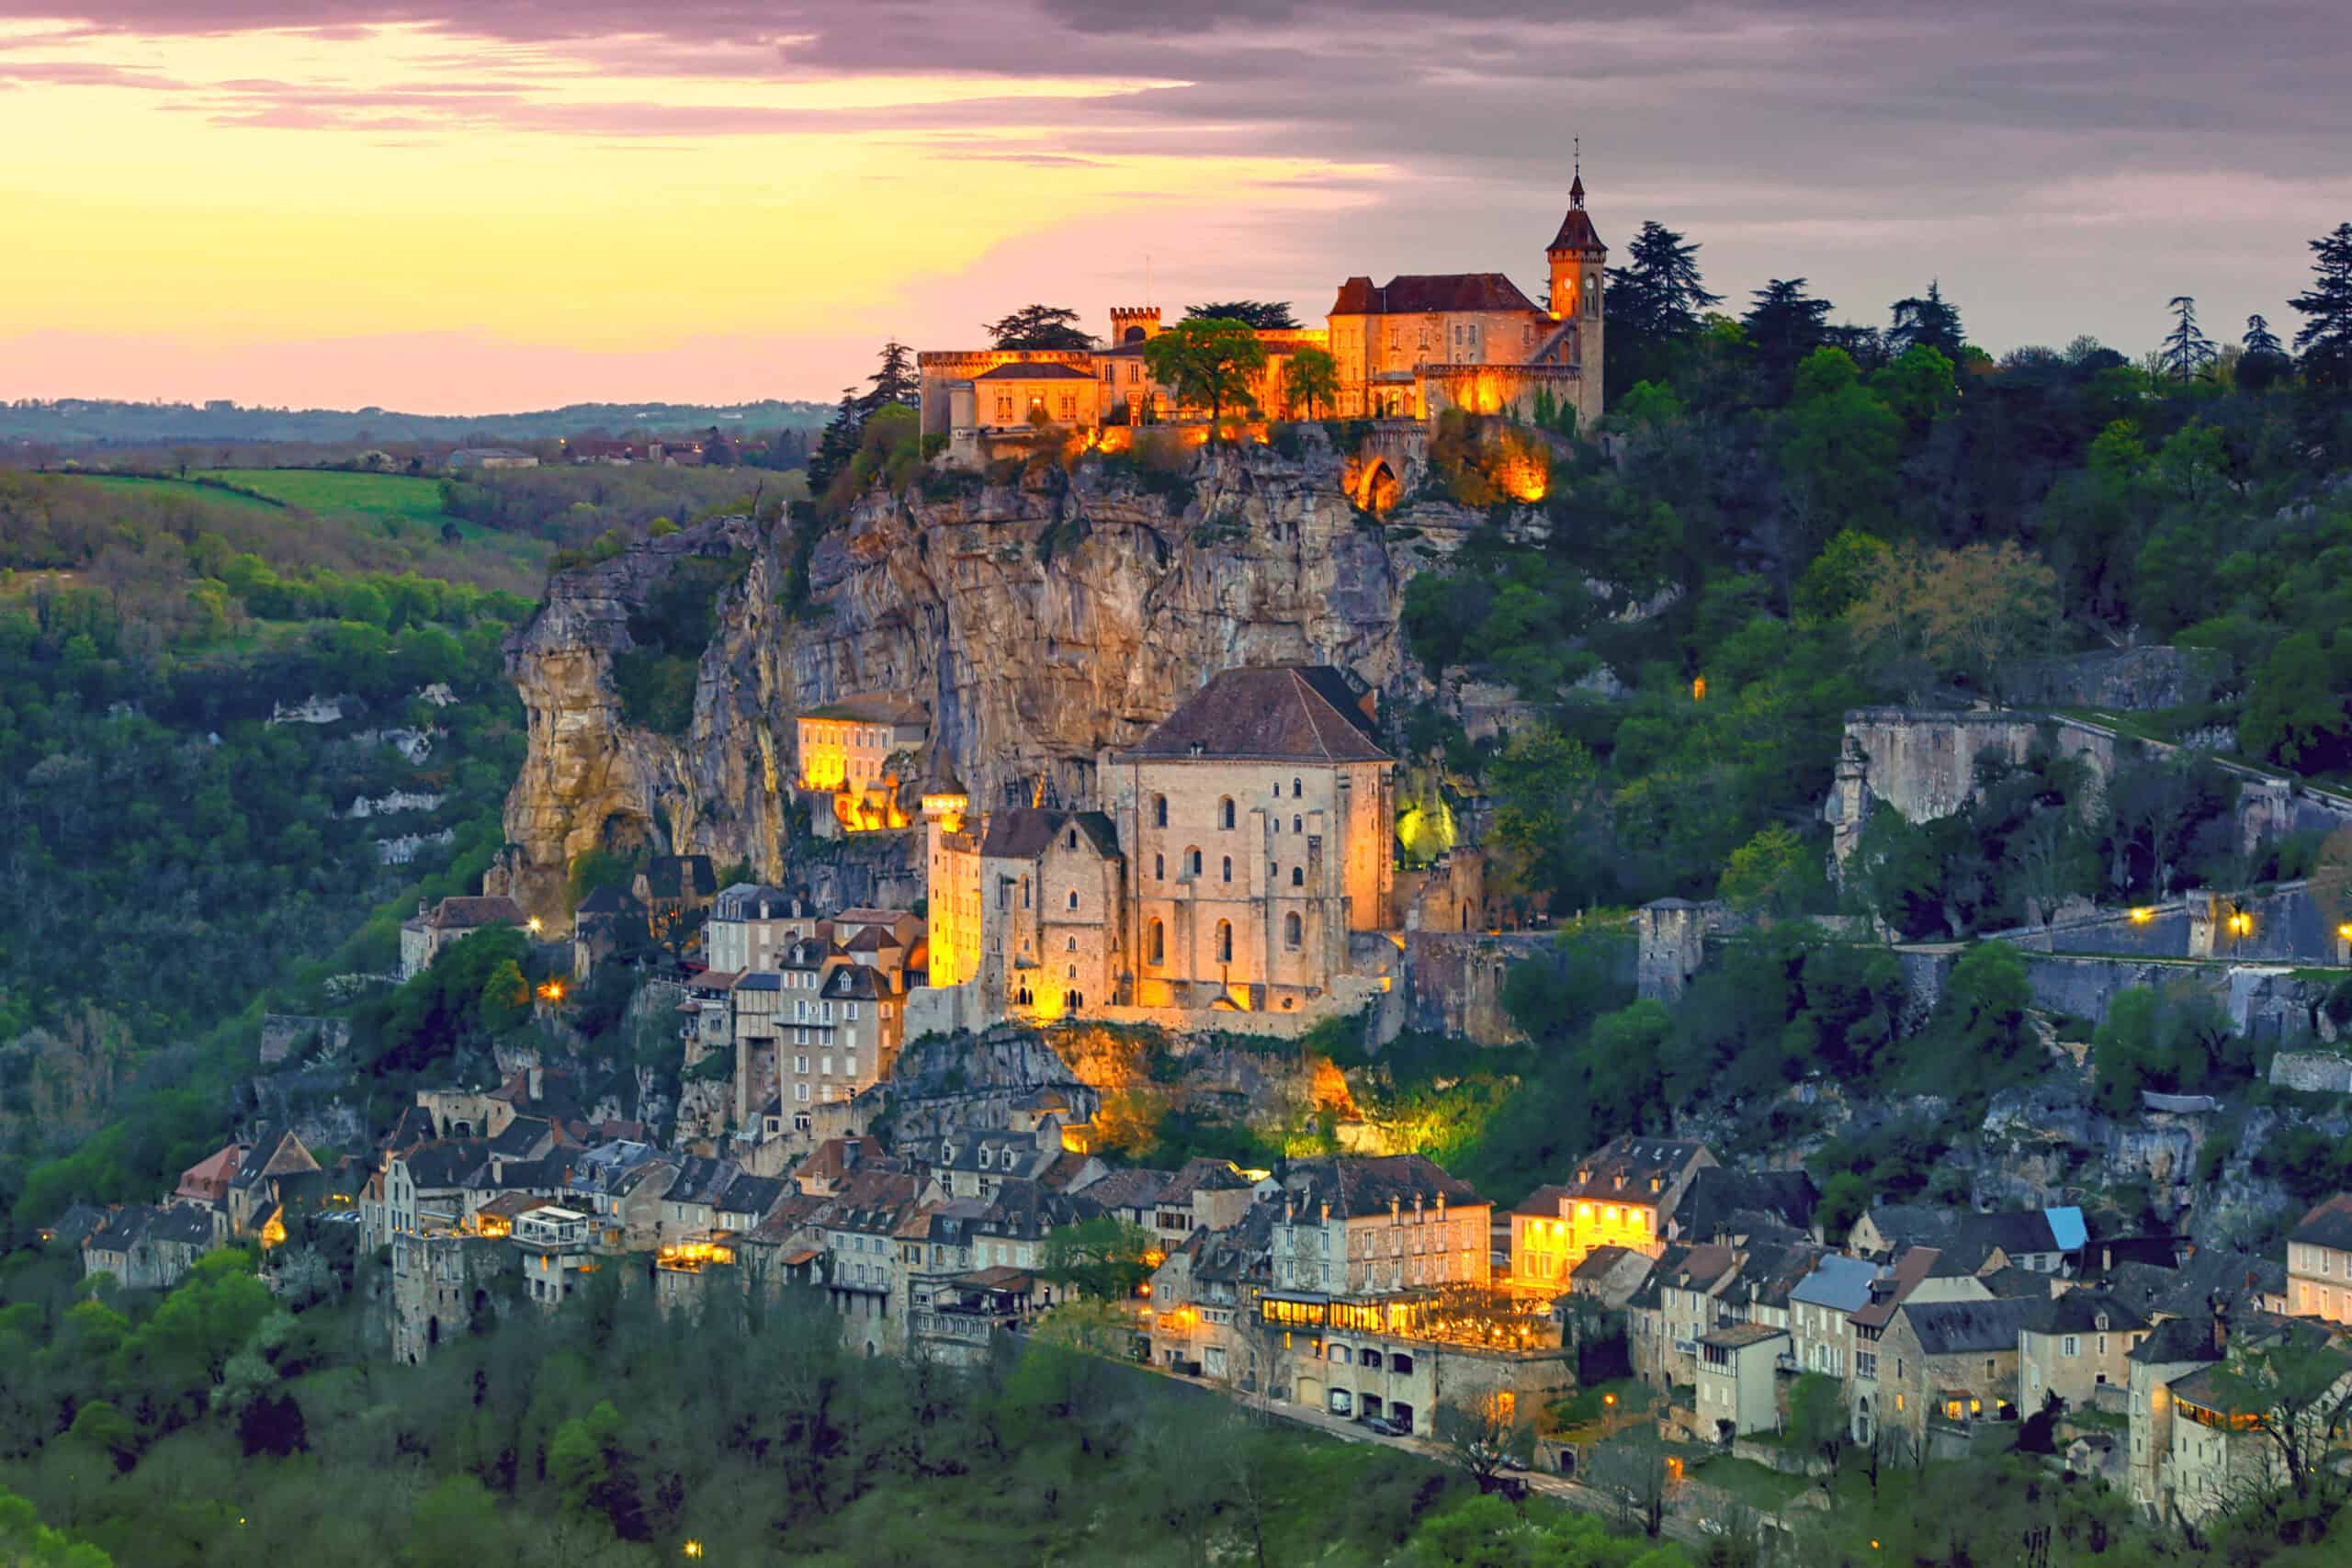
[
  {"xmin": 1162, "ymin": 1157, "xmax": 1254, "ymax": 1205},
  {"xmin": 1898, "ymin": 1297, "xmax": 2048, "ymax": 1356},
  {"xmin": 2291, "ymin": 1193, "xmax": 2352, "ymax": 1254},
  {"xmin": 823, "ymin": 965, "xmax": 898, "ymax": 1001},
  {"xmin": 1677, "ymin": 1165, "xmax": 1816, "ymax": 1240},
  {"xmin": 2128, "ymin": 1314, "xmax": 2224, "ymax": 1367},
  {"xmin": 1549, "ymin": 1135, "xmax": 1713, "ymax": 1209},
  {"xmin": 86, "ymin": 1203, "xmax": 216, "ymax": 1253},
  {"xmin": 400, "ymin": 1139, "xmax": 490, "ymax": 1190},
  {"xmin": 491, "ymin": 1116, "xmax": 555, "ymax": 1159},
  {"xmin": 1546, "ymin": 192, "xmax": 1606, "ymax": 254},
  {"xmin": 979, "ymin": 807, "xmax": 1120, "ymax": 862},
  {"xmin": 1702, "ymin": 1322, "xmax": 1787, "ymax": 1350},
  {"xmin": 1284, "ymin": 1155, "xmax": 1483, "ymax": 1220},
  {"xmin": 1123, "ymin": 665, "xmax": 1387, "ymax": 764},
  {"xmin": 716, "ymin": 1174, "xmax": 787, "ymax": 1219},
  {"xmin": 1849, "ymin": 1246, "xmax": 1941, "ymax": 1332},
  {"xmin": 2109, "ymin": 1250, "xmax": 2286, "ymax": 1320},
  {"xmin": 574, "ymin": 885, "xmax": 642, "ymax": 918},
  {"xmin": 1329, "ymin": 273, "xmax": 1544, "ymax": 317},
  {"xmin": 1082, "ymin": 1167, "xmax": 1172, "ymax": 1214},
  {"xmin": 43, "ymin": 1204, "xmax": 107, "ymax": 1248},
  {"xmin": 640, "ymin": 855, "xmax": 717, "ymax": 900},
  {"xmin": 2035, "ymin": 1291, "xmax": 2150, "ymax": 1337},
  {"xmin": 1571, "ymin": 1244, "xmax": 1642, "ymax": 1282},
  {"xmin": 1791, "ymin": 1254, "xmax": 1879, "ymax": 1315}
]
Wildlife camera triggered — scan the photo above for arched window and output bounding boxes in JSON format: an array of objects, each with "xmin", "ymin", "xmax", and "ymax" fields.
[
  {"xmin": 1066, "ymin": 936, "xmax": 1078, "ymax": 952},
  {"xmin": 1067, "ymin": 888, "xmax": 1079, "ymax": 910},
  {"xmin": 1216, "ymin": 920, "xmax": 1233, "ymax": 964},
  {"xmin": 1291, "ymin": 866, "xmax": 1304, "ymax": 887},
  {"xmin": 1067, "ymin": 829, "xmax": 1078, "ymax": 850},
  {"xmin": 1148, "ymin": 919, "xmax": 1164, "ymax": 964},
  {"xmin": 1292, "ymin": 816, "xmax": 1303, "ymax": 835},
  {"xmin": 1066, "ymin": 964, "xmax": 1077, "ymax": 980},
  {"xmin": 1154, "ymin": 853, "xmax": 1164, "ymax": 880},
  {"xmin": 1152, "ymin": 795, "xmax": 1168, "ymax": 828},
  {"xmin": 1292, "ymin": 777, "xmax": 1302, "ymax": 798},
  {"xmin": 1221, "ymin": 855, "xmax": 1233, "ymax": 884},
  {"xmin": 1020, "ymin": 875, "xmax": 1030, "ymax": 908},
  {"xmin": 1284, "ymin": 911, "xmax": 1303, "ymax": 947},
  {"xmin": 1218, "ymin": 797, "xmax": 1236, "ymax": 829},
  {"xmin": 1187, "ymin": 847, "xmax": 1203, "ymax": 877}
]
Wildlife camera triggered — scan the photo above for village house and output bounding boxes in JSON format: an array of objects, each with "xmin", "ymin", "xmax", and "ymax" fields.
[
  {"xmin": 635, "ymin": 854, "xmax": 717, "ymax": 946},
  {"xmin": 1510, "ymin": 1136, "xmax": 1715, "ymax": 1288},
  {"xmin": 83, "ymin": 1204, "xmax": 220, "ymax": 1291},
  {"xmin": 2286, "ymin": 1192, "xmax": 2352, "ymax": 1324},
  {"xmin": 2126, "ymin": 1313, "xmax": 2225, "ymax": 1514},
  {"xmin": 1697, "ymin": 1322, "xmax": 1790, "ymax": 1438},
  {"xmin": 514, "ymin": 1205, "xmax": 596, "ymax": 1308},
  {"xmin": 705, "ymin": 884, "xmax": 820, "ymax": 974},
  {"xmin": 399, "ymin": 894, "xmax": 527, "ymax": 979},
  {"xmin": 1271, "ymin": 1155, "xmax": 1490, "ymax": 1299},
  {"xmin": 1787, "ymin": 1253, "xmax": 1878, "ymax": 1387},
  {"xmin": 795, "ymin": 695, "xmax": 928, "ymax": 833},
  {"xmin": 1628, "ymin": 1243, "xmax": 1741, "ymax": 1393},
  {"xmin": 1566, "ymin": 1245, "xmax": 1657, "ymax": 1310},
  {"xmin": 2159, "ymin": 1317, "xmax": 2352, "ymax": 1524},
  {"xmin": 571, "ymin": 884, "xmax": 646, "ymax": 977},
  {"xmin": 1874, "ymin": 1297, "xmax": 2044, "ymax": 1454},
  {"xmin": 815, "ymin": 1168, "xmax": 924, "ymax": 1356},
  {"xmin": 2019, "ymin": 1290, "xmax": 2150, "ymax": 1414}
]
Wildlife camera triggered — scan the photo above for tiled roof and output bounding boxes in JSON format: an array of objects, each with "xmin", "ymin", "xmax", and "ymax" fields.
[
  {"xmin": 400, "ymin": 1139, "xmax": 490, "ymax": 1190},
  {"xmin": 1702, "ymin": 1322, "xmax": 1787, "ymax": 1350},
  {"xmin": 1124, "ymin": 666, "xmax": 1386, "ymax": 764},
  {"xmin": 1790, "ymin": 1254, "xmax": 1879, "ymax": 1315},
  {"xmin": 574, "ymin": 884, "xmax": 642, "ymax": 917},
  {"xmin": 1678, "ymin": 1165, "xmax": 1816, "ymax": 1240},
  {"xmin": 412, "ymin": 895, "xmax": 525, "ymax": 931},
  {"xmin": 1551, "ymin": 1136, "xmax": 1713, "ymax": 1207},
  {"xmin": 1328, "ymin": 273, "xmax": 1544, "ymax": 317},
  {"xmin": 1546, "ymin": 206, "xmax": 1606, "ymax": 254},
  {"xmin": 979, "ymin": 807, "xmax": 1120, "ymax": 862},
  {"xmin": 1081, "ymin": 1167, "xmax": 1171, "ymax": 1213},
  {"xmin": 2037, "ymin": 1291, "xmax": 2150, "ymax": 1336}
]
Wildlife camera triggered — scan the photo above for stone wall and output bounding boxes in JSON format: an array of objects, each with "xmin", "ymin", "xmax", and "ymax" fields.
[
  {"xmin": 1997, "ymin": 647, "xmax": 2227, "ymax": 712},
  {"xmin": 259, "ymin": 1013, "xmax": 350, "ymax": 1066},
  {"xmin": 2271, "ymin": 1050, "xmax": 2352, "ymax": 1094},
  {"xmin": 1394, "ymin": 931, "xmax": 1552, "ymax": 1044}
]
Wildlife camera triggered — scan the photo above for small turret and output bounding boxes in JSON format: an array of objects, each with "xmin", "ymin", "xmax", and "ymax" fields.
[{"xmin": 1109, "ymin": 306, "xmax": 1161, "ymax": 345}]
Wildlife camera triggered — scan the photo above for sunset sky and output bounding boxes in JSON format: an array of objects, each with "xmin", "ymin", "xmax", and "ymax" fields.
[{"xmin": 2, "ymin": 1, "xmax": 2344, "ymax": 413}]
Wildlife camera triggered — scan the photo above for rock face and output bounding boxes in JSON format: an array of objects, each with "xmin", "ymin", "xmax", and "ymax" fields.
[{"xmin": 497, "ymin": 439, "xmax": 1446, "ymax": 918}]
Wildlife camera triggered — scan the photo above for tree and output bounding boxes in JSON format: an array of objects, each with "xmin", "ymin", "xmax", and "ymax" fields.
[
  {"xmin": 2201, "ymin": 1325, "xmax": 2352, "ymax": 1505},
  {"xmin": 1608, "ymin": 221, "xmax": 1723, "ymax": 341},
  {"xmin": 2289, "ymin": 222, "xmax": 2352, "ymax": 392},
  {"xmin": 1483, "ymin": 725, "xmax": 1603, "ymax": 908},
  {"xmin": 1870, "ymin": 344, "xmax": 1957, "ymax": 429},
  {"xmin": 1779, "ymin": 348, "xmax": 1902, "ymax": 554},
  {"xmin": 986, "ymin": 304, "xmax": 1097, "ymax": 351},
  {"xmin": 1846, "ymin": 540, "xmax": 2056, "ymax": 702},
  {"xmin": 859, "ymin": 339, "xmax": 920, "ymax": 415},
  {"xmin": 1185, "ymin": 300, "xmax": 1298, "ymax": 330},
  {"xmin": 2243, "ymin": 312, "xmax": 2285, "ymax": 357},
  {"xmin": 2240, "ymin": 631, "xmax": 2352, "ymax": 773},
  {"xmin": 1283, "ymin": 345, "xmax": 1340, "ymax": 419},
  {"xmin": 1039, "ymin": 1215, "xmax": 1156, "ymax": 1300},
  {"xmin": 1741, "ymin": 278, "xmax": 1833, "ymax": 396},
  {"xmin": 805, "ymin": 388, "xmax": 863, "ymax": 496},
  {"xmin": 2158, "ymin": 295, "xmax": 2218, "ymax": 383},
  {"xmin": 1886, "ymin": 281, "xmax": 1965, "ymax": 359},
  {"xmin": 548, "ymin": 1399, "xmax": 650, "ymax": 1540},
  {"xmin": 1431, "ymin": 1390, "xmax": 1532, "ymax": 1489},
  {"xmin": 1142, "ymin": 317, "xmax": 1269, "ymax": 426},
  {"xmin": 1787, "ymin": 1372, "xmax": 1848, "ymax": 1507},
  {"xmin": 1717, "ymin": 825, "xmax": 1811, "ymax": 919}
]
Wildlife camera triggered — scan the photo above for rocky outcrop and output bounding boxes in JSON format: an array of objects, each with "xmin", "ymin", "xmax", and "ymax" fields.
[{"xmin": 496, "ymin": 440, "xmax": 1453, "ymax": 918}]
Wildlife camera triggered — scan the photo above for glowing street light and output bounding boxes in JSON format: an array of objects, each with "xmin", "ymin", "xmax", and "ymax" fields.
[
  {"xmin": 683, "ymin": 1542, "xmax": 705, "ymax": 1560},
  {"xmin": 526, "ymin": 916, "xmax": 543, "ymax": 934}
]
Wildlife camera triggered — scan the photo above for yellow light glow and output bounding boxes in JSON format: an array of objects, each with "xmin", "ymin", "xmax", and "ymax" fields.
[
  {"xmin": 2129, "ymin": 907, "xmax": 2155, "ymax": 924},
  {"xmin": 526, "ymin": 917, "xmax": 543, "ymax": 934}
]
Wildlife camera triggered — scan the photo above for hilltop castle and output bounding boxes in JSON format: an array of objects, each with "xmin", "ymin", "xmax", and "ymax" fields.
[{"xmin": 917, "ymin": 176, "xmax": 1607, "ymax": 452}]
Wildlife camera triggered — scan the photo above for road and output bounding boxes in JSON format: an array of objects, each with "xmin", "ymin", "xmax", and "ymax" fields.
[{"xmin": 1144, "ymin": 1363, "xmax": 1717, "ymax": 1550}]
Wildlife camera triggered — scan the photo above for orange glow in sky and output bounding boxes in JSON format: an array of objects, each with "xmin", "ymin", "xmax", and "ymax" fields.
[{"xmin": 0, "ymin": 18, "xmax": 1378, "ymax": 410}]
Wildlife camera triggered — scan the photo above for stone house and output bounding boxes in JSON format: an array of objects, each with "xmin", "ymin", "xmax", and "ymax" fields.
[
  {"xmin": 977, "ymin": 807, "xmax": 1125, "ymax": 1021},
  {"xmin": 2125, "ymin": 1313, "xmax": 2227, "ymax": 1515},
  {"xmin": 2020, "ymin": 1290, "xmax": 2150, "ymax": 1415},
  {"xmin": 1149, "ymin": 1156, "xmax": 1261, "ymax": 1250},
  {"xmin": 399, "ymin": 894, "xmax": 526, "ymax": 979},
  {"xmin": 1697, "ymin": 1322, "xmax": 1790, "ymax": 1439},
  {"xmin": 175, "ymin": 1144, "xmax": 243, "ymax": 1211},
  {"xmin": 1114, "ymin": 666, "xmax": 1394, "ymax": 1016},
  {"xmin": 1566, "ymin": 1245, "xmax": 1657, "ymax": 1310},
  {"xmin": 1511, "ymin": 1136, "xmax": 1715, "ymax": 1288},
  {"xmin": 2159, "ymin": 1320, "xmax": 2352, "ymax": 1525},
  {"xmin": 1627, "ymin": 1243, "xmax": 1740, "ymax": 1393},
  {"xmin": 571, "ymin": 884, "xmax": 646, "ymax": 977},
  {"xmin": 2286, "ymin": 1192, "xmax": 2352, "ymax": 1324},
  {"xmin": 704, "ymin": 884, "xmax": 818, "ymax": 975},
  {"xmin": 513, "ymin": 1205, "xmax": 596, "ymax": 1309},
  {"xmin": 1876, "ymin": 1297, "xmax": 2044, "ymax": 1452},
  {"xmin": 1787, "ymin": 1253, "xmax": 1878, "ymax": 1386},
  {"xmin": 370, "ymin": 1138, "xmax": 489, "ymax": 1247},
  {"xmin": 83, "ymin": 1204, "xmax": 220, "ymax": 1291},
  {"xmin": 224, "ymin": 1126, "xmax": 322, "ymax": 1238},
  {"xmin": 815, "ymin": 1168, "xmax": 923, "ymax": 1356},
  {"xmin": 1271, "ymin": 1156, "xmax": 1489, "ymax": 1298},
  {"xmin": 390, "ymin": 1231, "xmax": 509, "ymax": 1363}
]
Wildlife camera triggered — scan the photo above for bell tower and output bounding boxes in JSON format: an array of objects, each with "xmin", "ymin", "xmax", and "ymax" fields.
[{"xmin": 1543, "ymin": 141, "xmax": 1608, "ymax": 429}]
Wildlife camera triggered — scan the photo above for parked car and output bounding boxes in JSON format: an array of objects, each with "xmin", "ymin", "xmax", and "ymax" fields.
[{"xmin": 1362, "ymin": 1416, "xmax": 1403, "ymax": 1438}]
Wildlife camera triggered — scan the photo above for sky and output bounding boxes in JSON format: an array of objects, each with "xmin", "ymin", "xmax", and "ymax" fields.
[{"xmin": 1, "ymin": 1, "xmax": 2346, "ymax": 413}]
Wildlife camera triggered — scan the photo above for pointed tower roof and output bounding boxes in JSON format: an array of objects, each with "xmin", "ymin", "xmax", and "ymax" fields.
[{"xmin": 1547, "ymin": 175, "xmax": 1605, "ymax": 254}]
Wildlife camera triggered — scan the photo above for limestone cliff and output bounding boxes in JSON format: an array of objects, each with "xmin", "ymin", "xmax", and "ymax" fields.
[{"xmin": 497, "ymin": 437, "xmax": 1461, "ymax": 918}]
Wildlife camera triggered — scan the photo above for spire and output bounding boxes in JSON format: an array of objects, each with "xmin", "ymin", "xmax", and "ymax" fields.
[{"xmin": 1570, "ymin": 137, "xmax": 1585, "ymax": 209}]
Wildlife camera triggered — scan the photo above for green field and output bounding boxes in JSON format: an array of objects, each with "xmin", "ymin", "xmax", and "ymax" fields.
[{"xmin": 82, "ymin": 468, "xmax": 548, "ymax": 592}]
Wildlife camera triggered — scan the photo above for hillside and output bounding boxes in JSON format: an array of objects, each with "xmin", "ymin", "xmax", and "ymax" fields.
[{"xmin": 0, "ymin": 397, "xmax": 831, "ymax": 449}]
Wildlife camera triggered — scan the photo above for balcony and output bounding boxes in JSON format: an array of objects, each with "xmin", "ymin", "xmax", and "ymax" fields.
[{"xmin": 1775, "ymin": 1352, "xmax": 1800, "ymax": 1373}]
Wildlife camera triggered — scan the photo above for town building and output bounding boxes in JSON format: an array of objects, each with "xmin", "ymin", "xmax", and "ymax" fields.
[
  {"xmin": 82, "ymin": 1204, "xmax": 220, "ymax": 1291},
  {"xmin": 1271, "ymin": 1156, "xmax": 1490, "ymax": 1298},
  {"xmin": 2019, "ymin": 1291, "xmax": 2150, "ymax": 1414},
  {"xmin": 917, "ymin": 177, "xmax": 1608, "ymax": 455},
  {"xmin": 399, "ymin": 894, "xmax": 527, "ymax": 979},
  {"xmin": 795, "ymin": 694, "xmax": 929, "ymax": 834},
  {"xmin": 514, "ymin": 1205, "xmax": 597, "ymax": 1308},
  {"xmin": 571, "ymin": 884, "xmax": 646, "ymax": 977},
  {"xmin": 1511, "ymin": 1137, "xmax": 1716, "ymax": 1288},
  {"xmin": 705, "ymin": 884, "xmax": 820, "ymax": 974},
  {"xmin": 2286, "ymin": 1192, "xmax": 2352, "ymax": 1323},
  {"xmin": 1875, "ymin": 1297, "xmax": 2043, "ymax": 1453}
]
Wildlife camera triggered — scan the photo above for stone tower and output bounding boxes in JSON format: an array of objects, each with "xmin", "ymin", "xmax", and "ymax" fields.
[
  {"xmin": 1545, "ymin": 160, "xmax": 1608, "ymax": 432},
  {"xmin": 1108, "ymin": 306, "xmax": 1162, "ymax": 345}
]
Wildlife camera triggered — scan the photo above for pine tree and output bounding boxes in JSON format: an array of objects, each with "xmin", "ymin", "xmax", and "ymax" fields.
[
  {"xmin": 1742, "ymin": 278, "xmax": 1834, "ymax": 394},
  {"xmin": 2157, "ymin": 296, "xmax": 2217, "ymax": 382},
  {"xmin": 1183, "ymin": 301, "xmax": 1300, "ymax": 330},
  {"xmin": 1605, "ymin": 221, "xmax": 1722, "ymax": 341},
  {"xmin": 1887, "ymin": 281, "xmax": 1966, "ymax": 359},
  {"xmin": 860, "ymin": 340, "xmax": 919, "ymax": 416},
  {"xmin": 2290, "ymin": 222, "xmax": 2352, "ymax": 392},
  {"xmin": 2243, "ymin": 313, "xmax": 2284, "ymax": 357},
  {"xmin": 805, "ymin": 387, "xmax": 862, "ymax": 495},
  {"xmin": 985, "ymin": 305, "xmax": 1097, "ymax": 351}
]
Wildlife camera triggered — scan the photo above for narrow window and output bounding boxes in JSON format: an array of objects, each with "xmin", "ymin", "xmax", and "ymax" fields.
[
  {"xmin": 1291, "ymin": 866, "xmax": 1304, "ymax": 887},
  {"xmin": 1153, "ymin": 795, "xmax": 1168, "ymax": 828},
  {"xmin": 1219, "ymin": 797, "xmax": 1236, "ymax": 829},
  {"xmin": 1284, "ymin": 911, "xmax": 1302, "ymax": 947},
  {"xmin": 1148, "ymin": 919, "xmax": 1164, "ymax": 964},
  {"xmin": 1292, "ymin": 777, "xmax": 1302, "ymax": 798},
  {"xmin": 1216, "ymin": 920, "xmax": 1232, "ymax": 963},
  {"xmin": 1221, "ymin": 856, "xmax": 1233, "ymax": 884}
]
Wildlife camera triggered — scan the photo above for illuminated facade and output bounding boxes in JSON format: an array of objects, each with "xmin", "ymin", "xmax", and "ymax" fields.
[
  {"xmin": 795, "ymin": 693, "xmax": 927, "ymax": 835},
  {"xmin": 922, "ymin": 780, "xmax": 981, "ymax": 989},
  {"xmin": 919, "ymin": 179, "xmax": 1607, "ymax": 446},
  {"xmin": 1510, "ymin": 1136, "xmax": 1714, "ymax": 1288}
]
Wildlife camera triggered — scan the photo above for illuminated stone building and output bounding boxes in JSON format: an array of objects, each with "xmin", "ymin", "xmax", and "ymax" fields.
[
  {"xmin": 1112, "ymin": 664, "xmax": 1394, "ymax": 1015},
  {"xmin": 1509, "ymin": 1136, "xmax": 1715, "ymax": 1288},
  {"xmin": 918, "ymin": 177, "xmax": 1607, "ymax": 448},
  {"xmin": 795, "ymin": 693, "xmax": 927, "ymax": 834},
  {"xmin": 977, "ymin": 807, "xmax": 1125, "ymax": 1022}
]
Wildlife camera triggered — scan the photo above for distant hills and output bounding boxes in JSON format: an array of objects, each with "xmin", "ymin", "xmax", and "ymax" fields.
[{"xmin": 0, "ymin": 397, "xmax": 834, "ymax": 449}]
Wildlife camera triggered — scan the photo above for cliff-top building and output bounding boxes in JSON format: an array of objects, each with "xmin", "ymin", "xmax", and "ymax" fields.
[{"xmin": 917, "ymin": 176, "xmax": 1607, "ymax": 452}]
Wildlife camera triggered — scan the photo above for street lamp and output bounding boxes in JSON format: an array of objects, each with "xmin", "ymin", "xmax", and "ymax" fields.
[{"xmin": 683, "ymin": 1542, "xmax": 705, "ymax": 1560}]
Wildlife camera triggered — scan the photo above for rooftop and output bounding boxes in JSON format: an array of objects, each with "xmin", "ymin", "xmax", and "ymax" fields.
[{"xmin": 1123, "ymin": 665, "xmax": 1387, "ymax": 764}]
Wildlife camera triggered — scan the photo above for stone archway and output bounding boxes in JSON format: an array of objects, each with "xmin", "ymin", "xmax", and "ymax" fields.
[{"xmin": 1357, "ymin": 459, "xmax": 1399, "ymax": 513}]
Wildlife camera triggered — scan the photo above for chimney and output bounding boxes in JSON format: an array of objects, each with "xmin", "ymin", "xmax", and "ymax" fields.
[{"xmin": 842, "ymin": 1136, "xmax": 861, "ymax": 1170}]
